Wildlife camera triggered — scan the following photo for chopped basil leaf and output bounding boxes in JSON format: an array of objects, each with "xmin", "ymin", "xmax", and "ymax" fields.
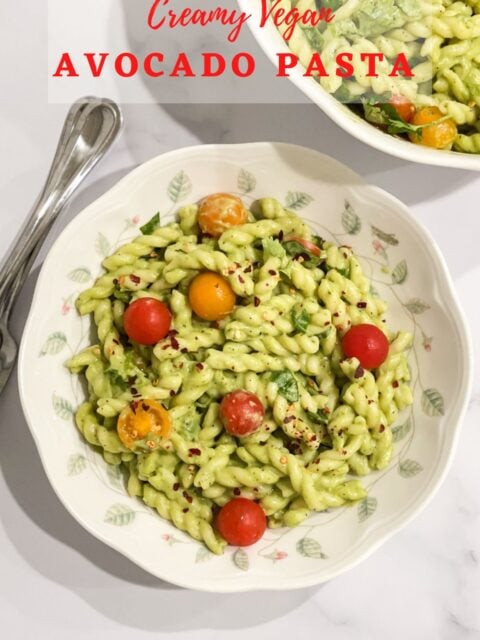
[
  {"xmin": 105, "ymin": 369, "xmax": 129, "ymax": 390},
  {"xmin": 306, "ymin": 409, "xmax": 329, "ymax": 425},
  {"xmin": 282, "ymin": 240, "xmax": 323, "ymax": 268},
  {"xmin": 271, "ymin": 370, "xmax": 299, "ymax": 403},
  {"xmin": 140, "ymin": 212, "xmax": 160, "ymax": 235},
  {"xmin": 291, "ymin": 307, "xmax": 310, "ymax": 333}
]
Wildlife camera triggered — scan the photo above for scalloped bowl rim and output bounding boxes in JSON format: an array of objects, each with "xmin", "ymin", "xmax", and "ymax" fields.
[
  {"xmin": 237, "ymin": 0, "xmax": 480, "ymax": 171},
  {"xmin": 18, "ymin": 142, "xmax": 473, "ymax": 591}
]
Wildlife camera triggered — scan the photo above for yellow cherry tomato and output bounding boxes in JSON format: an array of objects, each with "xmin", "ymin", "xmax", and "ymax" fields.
[
  {"xmin": 117, "ymin": 399, "xmax": 171, "ymax": 449},
  {"xmin": 198, "ymin": 193, "xmax": 247, "ymax": 237},
  {"xmin": 188, "ymin": 271, "xmax": 236, "ymax": 321},
  {"xmin": 409, "ymin": 107, "xmax": 457, "ymax": 149}
]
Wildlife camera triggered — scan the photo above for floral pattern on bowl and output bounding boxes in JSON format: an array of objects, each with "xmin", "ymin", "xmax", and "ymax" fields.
[{"xmin": 18, "ymin": 143, "xmax": 472, "ymax": 591}]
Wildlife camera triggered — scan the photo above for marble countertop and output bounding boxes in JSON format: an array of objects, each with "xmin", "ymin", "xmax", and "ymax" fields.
[{"xmin": 1, "ymin": 3, "xmax": 480, "ymax": 639}]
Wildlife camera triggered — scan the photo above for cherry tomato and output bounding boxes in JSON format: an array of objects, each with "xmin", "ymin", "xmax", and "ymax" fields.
[
  {"xmin": 342, "ymin": 323, "xmax": 389, "ymax": 369},
  {"xmin": 188, "ymin": 272, "xmax": 235, "ymax": 321},
  {"xmin": 216, "ymin": 498, "xmax": 267, "ymax": 546},
  {"xmin": 409, "ymin": 107, "xmax": 457, "ymax": 149},
  {"xmin": 117, "ymin": 399, "xmax": 171, "ymax": 449},
  {"xmin": 123, "ymin": 298, "xmax": 172, "ymax": 345},
  {"xmin": 220, "ymin": 390, "xmax": 265, "ymax": 437},
  {"xmin": 284, "ymin": 236, "xmax": 322, "ymax": 257},
  {"xmin": 385, "ymin": 95, "xmax": 416, "ymax": 122},
  {"xmin": 198, "ymin": 193, "xmax": 248, "ymax": 237}
]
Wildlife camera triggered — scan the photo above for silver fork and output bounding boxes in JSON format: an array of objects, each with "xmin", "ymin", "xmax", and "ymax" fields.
[{"xmin": 0, "ymin": 97, "xmax": 122, "ymax": 394}]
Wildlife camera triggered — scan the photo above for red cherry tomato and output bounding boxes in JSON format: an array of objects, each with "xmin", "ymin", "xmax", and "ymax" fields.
[
  {"xmin": 285, "ymin": 236, "xmax": 322, "ymax": 257},
  {"xmin": 219, "ymin": 390, "xmax": 265, "ymax": 437},
  {"xmin": 341, "ymin": 323, "xmax": 389, "ymax": 369},
  {"xmin": 123, "ymin": 297, "xmax": 172, "ymax": 345},
  {"xmin": 216, "ymin": 498, "xmax": 267, "ymax": 546}
]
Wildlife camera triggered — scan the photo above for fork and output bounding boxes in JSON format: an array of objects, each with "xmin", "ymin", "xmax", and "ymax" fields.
[{"xmin": 0, "ymin": 97, "xmax": 122, "ymax": 394}]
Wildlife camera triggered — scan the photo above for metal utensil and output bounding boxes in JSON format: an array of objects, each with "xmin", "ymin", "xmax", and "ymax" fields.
[{"xmin": 0, "ymin": 97, "xmax": 122, "ymax": 393}]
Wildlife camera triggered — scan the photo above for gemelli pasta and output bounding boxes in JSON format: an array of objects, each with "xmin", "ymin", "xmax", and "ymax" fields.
[
  {"xmin": 278, "ymin": 0, "xmax": 480, "ymax": 153},
  {"xmin": 67, "ymin": 194, "xmax": 413, "ymax": 553}
]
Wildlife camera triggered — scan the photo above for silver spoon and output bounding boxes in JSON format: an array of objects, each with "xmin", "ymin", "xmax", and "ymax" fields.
[{"xmin": 0, "ymin": 97, "xmax": 123, "ymax": 393}]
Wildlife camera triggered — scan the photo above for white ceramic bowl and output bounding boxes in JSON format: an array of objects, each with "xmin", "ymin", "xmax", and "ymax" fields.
[
  {"xmin": 18, "ymin": 143, "xmax": 472, "ymax": 591},
  {"xmin": 238, "ymin": 0, "xmax": 480, "ymax": 171}
]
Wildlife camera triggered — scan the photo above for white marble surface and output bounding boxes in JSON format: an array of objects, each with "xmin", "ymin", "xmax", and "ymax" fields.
[{"xmin": 1, "ymin": 2, "xmax": 480, "ymax": 639}]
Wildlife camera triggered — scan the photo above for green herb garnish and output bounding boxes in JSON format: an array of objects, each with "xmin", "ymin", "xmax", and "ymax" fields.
[
  {"xmin": 140, "ymin": 212, "xmax": 160, "ymax": 235},
  {"xmin": 271, "ymin": 370, "xmax": 299, "ymax": 403},
  {"xmin": 291, "ymin": 307, "xmax": 310, "ymax": 333}
]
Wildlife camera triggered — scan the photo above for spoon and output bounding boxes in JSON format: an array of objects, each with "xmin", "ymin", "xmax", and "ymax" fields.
[{"xmin": 0, "ymin": 97, "xmax": 122, "ymax": 393}]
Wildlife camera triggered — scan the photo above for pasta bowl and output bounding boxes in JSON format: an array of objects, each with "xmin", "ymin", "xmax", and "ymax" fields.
[
  {"xmin": 238, "ymin": 0, "xmax": 480, "ymax": 171},
  {"xmin": 18, "ymin": 143, "xmax": 472, "ymax": 591}
]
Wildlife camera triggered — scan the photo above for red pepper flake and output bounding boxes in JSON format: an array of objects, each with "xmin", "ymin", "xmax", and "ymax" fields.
[
  {"xmin": 254, "ymin": 297, "xmax": 260, "ymax": 307},
  {"xmin": 235, "ymin": 262, "xmax": 241, "ymax": 268},
  {"xmin": 324, "ymin": 321, "xmax": 330, "ymax": 326},
  {"xmin": 130, "ymin": 274, "xmax": 141, "ymax": 284},
  {"xmin": 142, "ymin": 402, "xmax": 149, "ymax": 412},
  {"xmin": 168, "ymin": 329, "xmax": 179, "ymax": 337},
  {"xmin": 354, "ymin": 365, "xmax": 365, "ymax": 379},
  {"xmin": 309, "ymin": 435, "xmax": 317, "ymax": 442},
  {"xmin": 195, "ymin": 363, "xmax": 204, "ymax": 370},
  {"xmin": 129, "ymin": 400, "xmax": 139, "ymax": 414},
  {"xmin": 180, "ymin": 347, "xmax": 188, "ymax": 354},
  {"xmin": 283, "ymin": 415, "xmax": 295, "ymax": 424},
  {"xmin": 130, "ymin": 387, "xmax": 138, "ymax": 395},
  {"xmin": 268, "ymin": 270, "xmax": 277, "ymax": 276},
  {"xmin": 379, "ymin": 424, "xmax": 385, "ymax": 433},
  {"xmin": 322, "ymin": 407, "xmax": 331, "ymax": 414},
  {"xmin": 182, "ymin": 507, "xmax": 189, "ymax": 513},
  {"xmin": 169, "ymin": 390, "xmax": 176, "ymax": 397},
  {"xmin": 173, "ymin": 482, "xmax": 180, "ymax": 491},
  {"xmin": 188, "ymin": 448, "xmax": 201, "ymax": 456},
  {"xmin": 170, "ymin": 335, "xmax": 180, "ymax": 350},
  {"xmin": 392, "ymin": 381, "xmax": 399, "ymax": 388},
  {"xmin": 112, "ymin": 338, "xmax": 119, "ymax": 345},
  {"xmin": 233, "ymin": 488, "xmax": 241, "ymax": 496},
  {"xmin": 182, "ymin": 491, "xmax": 193, "ymax": 504},
  {"xmin": 244, "ymin": 265, "xmax": 252, "ymax": 273},
  {"xmin": 212, "ymin": 321, "xmax": 220, "ymax": 329},
  {"xmin": 238, "ymin": 276, "xmax": 245, "ymax": 284},
  {"xmin": 357, "ymin": 301, "xmax": 367, "ymax": 309},
  {"xmin": 333, "ymin": 312, "xmax": 339, "ymax": 317}
]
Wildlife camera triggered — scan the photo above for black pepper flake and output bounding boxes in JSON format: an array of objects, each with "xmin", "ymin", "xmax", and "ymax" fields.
[
  {"xmin": 392, "ymin": 380, "xmax": 399, "ymax": 388},
  {"xmin": 169, "ymin": 390, "xmax": 176, "ymax": 397},
  {"xmin": 324, "ymin": 321, "xmax": 330, "ymax": 326},
  {"xmin": 254, "ymin": 297, "xmax": 260, "ymax": 307},
  {"xmin": 238, "ymin": 276, "xmax": 245, "ymax": 284},
  {"xmin": 173, "ymin": 482, "xmax": 180, "ymax": 491},
  {"xmin": 130, "ymin": 274, "xmax": 141, "ymax": 284},
  {"xmin": 278, "ymin": 230, "xmax": 284, "ymax": 242},
  {"xmin": 333, "ymin": 312, "xmax": 339, "ymax": 317},
  {"xmin": 142, "ymin": 402, "xmax": 149, "ymax": 412},
  {"xmin": 112, "ymin": 278, "xmax": 118, "ymax": 285},
  {"xmin": 244, "ymin": 265, "xmax": 252, "ymax": 273},
  {"xmin": 286, "ymin": 441, "xmax": 302, "ymax": 455},
  {"xmin": 354, "ymin": 365, "xmax": 365, "ymax": 379},
  {"xmin": 127, "ymin": 375, "xmax": 136, "ymax": 385},
  {"xmin": 283, "ymin": 415, "xmax": 295, "ymax": 424},
  {"xmin": 180, "ymin": 347, "xmax": 188, "ymax": 354},
  {"xmin": 130, "ymin": 387, "xmax": 138, "ymax": 395},
  {"xmin": 182, "ymin": 508, "xmax": 189, "ymax": 513},
  {"xmin": 195, "ymin": 363, "xmax": 204, "ymax": 370},
  {"xmin": 188, "ymin": 448, "xmax": 201, "ymax": 456},
  {"xmin": 268, "ymin": 269, "xmax": 277, "ymax": 276},
  {"xmin": 357, "ymin": 301, "xmax": 367, "ymax": 309},
  {"xmin": 233, "ymin": 488, "xmax": 241, "ymax": 496}
]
